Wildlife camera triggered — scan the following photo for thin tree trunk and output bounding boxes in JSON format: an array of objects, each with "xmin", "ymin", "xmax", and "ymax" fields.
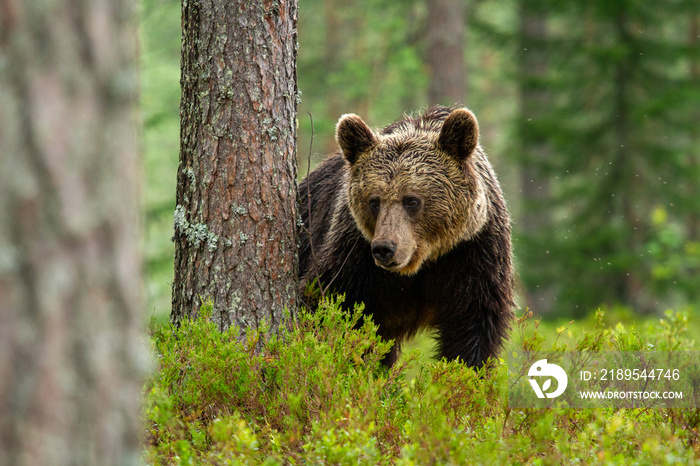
[
  {"xmin": 426, "ymin": 0, "xmax": 466, "ymax": 105},
  {"xmin": 0, "ymin": 0, "xmax": 145, "ymax": 464},
  {"xmin": 172, "ymin": 0, "xmax": 299, "ymax": 332},
  {"xmin": 611, "ymin": 7, "xmax": 646, "ymax": 310},
  {"xmin": 517, "ymin": 2, "xmax": 555, "ymax": 314},
  {"xmin": 323, "ymin": 0, "xmax": 343, "ymax": 155}
]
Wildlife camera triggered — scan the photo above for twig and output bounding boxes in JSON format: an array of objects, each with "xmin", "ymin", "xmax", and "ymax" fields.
[
  {"xmin": 321, "ymin": 236, "xmax": 360, "ymax": 297},
  {"xmin": 301, "ymin": 112, "xmax": 359, "ymax": 301},
  {"xmin": 302, "ymin": 111, "xmax": 325, "ymax": 299}
]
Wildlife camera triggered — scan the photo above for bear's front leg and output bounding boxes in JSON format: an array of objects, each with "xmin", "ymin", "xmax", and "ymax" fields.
[
  {"xmin": 380, "ymin": 342, "xmax": 400, "ymax": 368},
  {"xmin": 435, "ymin": 302, "xmax": 509, "ymax": 369}
]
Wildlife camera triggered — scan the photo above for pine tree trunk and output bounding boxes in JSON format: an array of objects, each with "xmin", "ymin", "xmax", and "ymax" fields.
[
  {"xmin": 426, "ymin": 0, "xmax": 466, "ymax": 105},
  {"xmin": 172, "ymin": 0, "xmax": 299, "ymax": 332},
  {"xmin": 0, "ymin": 0, "xmax": 145, "ymax": 464}
]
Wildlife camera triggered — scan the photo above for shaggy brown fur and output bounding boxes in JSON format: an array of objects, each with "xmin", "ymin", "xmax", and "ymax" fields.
[{"xmin": 299, "ymin": 106, "xmax": 514, "ymax": 367}]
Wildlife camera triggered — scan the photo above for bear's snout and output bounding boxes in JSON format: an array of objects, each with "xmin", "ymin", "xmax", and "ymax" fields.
[{"xmin": 371, "ymin": 239, "xmax": 397, "ymax": 265}]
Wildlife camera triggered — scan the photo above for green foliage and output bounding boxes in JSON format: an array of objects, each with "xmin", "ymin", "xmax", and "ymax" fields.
[
  {"xmin": 647, "ymin": 206, "xmax": 700, "ymax": 302},
  {"xmin": 144, "ymin": 298, "xmax": 700, "ymax": 464}
]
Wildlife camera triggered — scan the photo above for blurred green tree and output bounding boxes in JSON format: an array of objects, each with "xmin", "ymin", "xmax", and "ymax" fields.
[
  {"xmin": 515, "ymin": 0, "xmax": 700, "ymax": 315},
  {"xmin": 514, "ymin": 0, "xmax": 556, "ymax": 314}
]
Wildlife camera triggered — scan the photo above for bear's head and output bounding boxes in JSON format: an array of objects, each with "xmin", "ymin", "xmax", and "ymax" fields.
[{"xmin": 336, "ymin": 107, "xmax": 490, "ymax": 276}]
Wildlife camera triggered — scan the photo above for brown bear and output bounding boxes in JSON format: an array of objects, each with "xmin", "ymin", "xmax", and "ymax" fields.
[{"xmin": 299, "ymin": 106, "xmax": 514, "ymax": 368}]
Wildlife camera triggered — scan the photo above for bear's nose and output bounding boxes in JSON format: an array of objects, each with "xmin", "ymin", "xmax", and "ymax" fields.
[{"xmin": 371, "ymin": 240, "xmax": 397, "ymax": 265}]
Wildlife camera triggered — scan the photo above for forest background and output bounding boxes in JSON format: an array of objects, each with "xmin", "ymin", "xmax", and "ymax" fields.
[
  {"xmin": 142, "ymin": 0, "xmax": 700, "ymax": 462},
  {"xmin": 3, "ymin": 0, "xmax": 699, "ymax": 463},
  {"xmin": 142, "ymin": 0, "xmax": 700, "ymax": 332}
]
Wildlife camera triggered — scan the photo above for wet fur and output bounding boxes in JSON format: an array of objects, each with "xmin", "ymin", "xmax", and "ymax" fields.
[{"xmin": 299, "ymin": 106, "xmax": 514, "ymax": 367}]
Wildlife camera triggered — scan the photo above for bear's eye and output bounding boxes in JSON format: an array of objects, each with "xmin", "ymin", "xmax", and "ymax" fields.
[
  {"xmin": 403, "ymin": 196, "xmax": 422, "ymax": 214},
  {"xmin": 368, "ymin": 197, "xmax": 381, "ymax": 216}
]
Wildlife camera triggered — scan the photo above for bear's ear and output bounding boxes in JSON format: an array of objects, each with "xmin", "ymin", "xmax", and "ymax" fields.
[
  {"xmin": 437, "ymin": 108, "xmax": 479, "ymax": 161},
  {"xmin": 335, "ymin": 113, "xmax": 377, "ymax": 165}
]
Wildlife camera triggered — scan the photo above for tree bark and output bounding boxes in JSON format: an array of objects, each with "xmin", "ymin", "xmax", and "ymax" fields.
[
  {"xmin": 426, "ymin": 0, "xmax": 466, "ymax": 106},
  {"xmin": 0, "ymin": 0, "xmax": 146, "ymax": 464},
  {"xmin": 172, "ymin": 0, "xmax": 299, "ymax": 333}
]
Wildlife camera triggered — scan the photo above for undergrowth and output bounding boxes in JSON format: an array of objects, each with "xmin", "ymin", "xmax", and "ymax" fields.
[{"xmin": 144, "ymin": 297, "xmax": 700, "ymax": 465}]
